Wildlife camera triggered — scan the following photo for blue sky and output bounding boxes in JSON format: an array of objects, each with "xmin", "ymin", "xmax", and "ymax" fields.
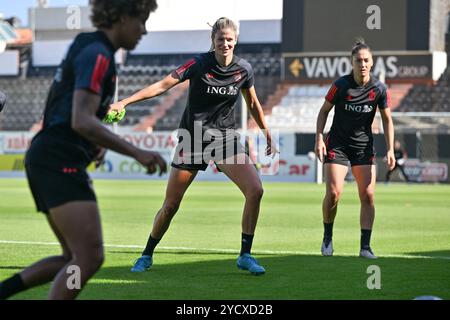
[{"xmin": 0, "ymin": 0, "xmax": 88, "ymax": 26}]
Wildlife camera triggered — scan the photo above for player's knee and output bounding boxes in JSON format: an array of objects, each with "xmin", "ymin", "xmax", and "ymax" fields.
[
  {"xmin": 87, "ymin": 249, "xmax": 104, "ymax": 272},
  {"xmin": 76, "ymin": 244, "xmax": 104, "ymax": 272},
  {"xmin": 327, "ymin": 189, "xmax": 341, "ymax": 204},
  {"xmin": 245, "ymin": 185, "xmax": 264, "ymax": 202},
  {"xmin": 360, "ymin": 190, "xmax": 375, "ymax": 205},
  {"xmin": 162, "ymin": 201, "xmax": 180, "ymax": 217}
]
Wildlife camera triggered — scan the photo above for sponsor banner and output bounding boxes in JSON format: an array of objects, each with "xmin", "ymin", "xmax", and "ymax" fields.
[
  {"xmin": 0, "ymin": 132, "xmax": 35, "ymax": 154},
  {"xmin": 403, "ymin": 160, "xmax": 448, "ymax": 182},
  {"xmin": 120, "ymin": 131, "xmax": 178, "ymax": 152},
  {"xmin": 93, "ymin": 149, "xmax": 172, "ymax": 176},
  {"xmin": 93, "ymin": 151, "xmax": 315, "ymax": 181},
  {"xmin": 284, "ymin": 52, "xmax": 434, "ymax": 81},
  {"xmin": 0, "ymin": 155, "xmax": 26, "ymax": 171},
  {"xmin": 258, "ymin": 156, "xmax": 315, "ymax": 181},
  {"xmin": 1, "ymin": 131, "xmax": 316, "ymax": 181}
]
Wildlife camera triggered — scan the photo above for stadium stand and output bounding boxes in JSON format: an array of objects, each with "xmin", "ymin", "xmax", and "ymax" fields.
[
  {"xmin": 396, "ymin": 67, "xmax": 450, "ymax": 112},
  {"xmin": 0, "ymin": 75, "xmax": 51, "ymax": 131},
  {"xmin": 0, "ymin": 63, "xmax": 180, "ymax": 131},
  {"xmin": 116, "ymin": 65, "xmax": 173, "ymax": 128},
  {"xmin": 261, "ymin": 85, "xmax": 332, "ymax": 132},
  {"xmin": 0, "ymin": 48, "xmax": 283, "ymax": 132},
  {"xmin": 248, "ymin": 82, "xmax": 412, "ymax": 132}
]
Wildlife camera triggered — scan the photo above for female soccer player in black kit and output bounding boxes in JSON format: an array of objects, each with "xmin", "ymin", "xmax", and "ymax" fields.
[
  {"xmin": 315, "ymin": 40, "xmax": 396, "ymax": 259},
  {"xmin": 0, "ymin": 0, "xmax": 166, "ymax": 300},
  {"xmin": 110, "ymin": 17, "xmax": 276, "ymax": 275}
]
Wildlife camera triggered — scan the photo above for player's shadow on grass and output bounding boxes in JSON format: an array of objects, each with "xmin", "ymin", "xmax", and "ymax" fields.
[
  {"xmin": 10, "ymin": 252, "xmax": 449, "ymax": 300},
  {"xmin": 85, "ymin": 251, "xmax": 450, "ymax": 300},
  {"xmin": 405, "ymin": 250, "xmax": 450, "ymax": 258}
]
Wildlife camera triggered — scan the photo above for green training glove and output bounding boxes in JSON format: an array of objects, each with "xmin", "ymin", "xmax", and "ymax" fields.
[{"xmin": 103, "ymin": 109, "xmax": 126, "ymax": 124}]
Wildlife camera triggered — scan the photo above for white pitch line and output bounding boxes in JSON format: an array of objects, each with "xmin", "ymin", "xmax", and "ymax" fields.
[{"xmin": 0, "ymin": 240, "xmax": 449, "ymax": 260}]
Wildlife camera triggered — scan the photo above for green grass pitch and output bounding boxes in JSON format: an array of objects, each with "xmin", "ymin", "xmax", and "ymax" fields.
[{"xmin": 0, "ymin": 178, "xmax": 449, "ymax": 300}]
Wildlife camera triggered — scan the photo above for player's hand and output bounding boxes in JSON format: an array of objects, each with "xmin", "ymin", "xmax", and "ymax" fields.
[
  {"xmin": 109, "ymin": 101, "xmax": 126, "ymax": 113},
  {"xmin": 315, "ymin": 139, "xmax": 327, "ymax": 163},
  {"xmin": 386, "ymin": 150, "xmax": 396, "ymax": 171},
  {"xmin": 135, "ymin": 150, "xmax": 167, "ymax": 176},
  {"xmin": 265, "ymin": 142, "xmax": 279, "ymax": 157},
  {"xmin": 93, "ymin": 147, "xmax": 107, "ymax": 169}
]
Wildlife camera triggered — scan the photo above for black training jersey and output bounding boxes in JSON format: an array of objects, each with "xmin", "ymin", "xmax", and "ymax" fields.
[
  {"xmin": 27, "ymin": 31, "xmax": 117, "ymax": 167},
  {"xmin": 174, "ymin": 51, "xmax": 254, "ymax": 134},
  {"xmin": 325, "ymin": 73, "xmax": 390, "ymax": 148}
]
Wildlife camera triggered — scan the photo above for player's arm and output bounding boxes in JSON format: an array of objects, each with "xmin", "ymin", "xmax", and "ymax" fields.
[
  {"xmin": 379, "ymin": 106, "xmax": 395, "ymax": 170},
  {"xmin": 242, "ymin": 86, "xmax": 278, "ymax": 155},
  {"xmin": 110, "ymin": 72, "xmax": 181, "ymax": 111},
  {"xmin": 72, "ymin": 89, "xmax": 167, "ymax": 175},
  {"xmin": 315, "ymin": 100, "xmax": 334, "ymax": 162}
]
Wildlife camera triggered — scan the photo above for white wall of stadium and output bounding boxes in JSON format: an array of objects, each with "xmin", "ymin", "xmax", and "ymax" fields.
[{"xmin": 0, "ymin": 50, "xmax": 19, "ymax": 76}]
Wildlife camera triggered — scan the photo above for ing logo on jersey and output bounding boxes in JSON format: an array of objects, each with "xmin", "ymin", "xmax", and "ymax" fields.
[
  {"xmin": 206, "ymin": 85, "xmax": 238, "ymax": 96},
  {"xmin": 344, "ymin": 104, "xmax": 374, "ymax": 113}
]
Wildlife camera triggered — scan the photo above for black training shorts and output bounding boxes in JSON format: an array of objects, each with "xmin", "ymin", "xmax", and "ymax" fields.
[
  {"xmin": 25, "ymin": 164, "xmax": 96, "ymax": 214},
  {"xmin": 171, "ymin": 135, "xmax": 246, "ymax": 171},
  {"xmin": 324, "ymin": 135, "xmax": 376, "ymax": 167}
]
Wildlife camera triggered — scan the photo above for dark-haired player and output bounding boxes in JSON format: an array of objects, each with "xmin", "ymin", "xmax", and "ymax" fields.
[
  {"xmin": 315, "ymin": 40, "xmax": 396, "ymax": 259},
  {"xmin": 0, "ymin": 0, "xmax": 165, "ymax": 300},
  {"xmin": 110, "ymin": 17, "xmax": 276, "ymax": 275}
]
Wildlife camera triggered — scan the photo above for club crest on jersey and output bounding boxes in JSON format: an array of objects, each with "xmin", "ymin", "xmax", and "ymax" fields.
[
  {"xmin": 207, "ymin": 85, "xmax": 238, "ymax": 96},
  {"xmin": 344, "ymin": 104, "xmax": 374, "ymax": 113},
  {"xmin": 368, "ymin": 89, "xmax": 376, "ymax": 101}
]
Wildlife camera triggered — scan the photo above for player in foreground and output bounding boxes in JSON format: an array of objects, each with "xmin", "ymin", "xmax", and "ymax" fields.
[
  {"xmin": 0, "ymin": 0, "xmax": 165, "ymax": 300},
  {"xmin": 110, "ymin": 17, "xmax": 277, "ymax": 275},
  {"xmin": 315, "ymin": 39, "xmax": 396, "ymax": 259}
]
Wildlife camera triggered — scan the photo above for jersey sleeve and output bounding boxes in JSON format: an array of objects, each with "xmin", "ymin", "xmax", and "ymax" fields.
[
  {"xmin": 174, "ymin": 57, "xmax": 200, "ymax": 82},
  {"xmin": 73, "ymin": 44, "xmax": 111, "ymax": 95},
  {"xmin": 242, "ymin": 64, "xmax": 255, "ymax": 89},
  {"xmin": 325, "ymin": 81, "xmax": 340, "ymax": 105},
  {"xmin": 377, "ymin": 85, "xmax": 391, "ymax": 109}
]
